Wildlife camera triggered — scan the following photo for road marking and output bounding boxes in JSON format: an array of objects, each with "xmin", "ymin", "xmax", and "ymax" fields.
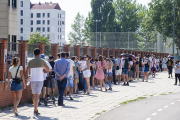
[
  {"xmin": 158, "ymin": 109, "xmax": 162, "ymax": 111},
  {"xmin": 146, "ymin": 118, "xmax": 151, "ymax": 120},
  {"xmin": 171, "ymin": 102, "xmax": 175, "ymax": 105},
  {"xmin": 178, "ymin": 100, "xmax": 180, "ymax": 101},
  {"xmin": 164, "ymin": 106, "xmax": 168, "ymax": 108},
  {"xmin": 152, "ymin": 113, "xmax": 157, "ymax": 116}
]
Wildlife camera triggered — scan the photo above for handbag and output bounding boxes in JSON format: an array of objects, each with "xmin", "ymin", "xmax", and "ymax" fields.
[{"xmin": 13, "ymin": 66, "xmax": 22, "ymax": 83}]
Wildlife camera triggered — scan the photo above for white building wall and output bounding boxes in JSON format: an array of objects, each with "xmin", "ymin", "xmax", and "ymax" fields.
[{"xmin": 30, "ymin": 8, "xmax": 66, "ymax": 46}]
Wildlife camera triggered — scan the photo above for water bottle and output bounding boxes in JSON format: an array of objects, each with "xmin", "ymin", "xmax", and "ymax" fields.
[{"xmin": 27, "ymin": 81, "xmax": 30, "ymax": 86}]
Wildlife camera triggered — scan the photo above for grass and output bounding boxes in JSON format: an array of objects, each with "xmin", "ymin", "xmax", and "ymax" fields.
[
  {"xmin": 169, "ymin": 92, "xmax": 173, "ymax": 94},
  {"xmin": 160, "ymin": 93, "xmax": 167, "ymax": 95},
  {"xmin": 95, "ymin": 110, "xmax": 107, "ymax": 115},
  {"xmin": 119, "ymin": 97, "xmax": 146, "ymax": 105},
  {"xmin": 150, "ymin": 95, "xmax": 153, "ymax": 96}
]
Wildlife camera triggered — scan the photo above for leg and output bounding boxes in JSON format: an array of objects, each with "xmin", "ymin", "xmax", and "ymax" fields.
[
  {"xmin": 92, "ymin": 76, "xmax": 95, "ymax": 87},
  {"xmin": 83, "ymin": 78, "xmax": 87, "ymax": 93},
  {"xmin": 14, "ymin": 91, "xmax": 22, "ymax": 111},
  {"xmin": 137, "ymin": 71, "xmax": 139, "ymax": 80},
  {"xmin": 175, "ymin": 74, "xmax": 177, "ymax": 84},
  {"xmin": 42, "ymin": 87, "xmax": 46, "ymax": 99},
  {"xmin": 113, "ymin": 68, "xmax": 116, "ymax": 84},
  {"xmin": 85, "ymin": 77, "xmax": 90, "ymax": 93},
  {"xmin": 57, "ymin": 79, "xmax": 67, "ymax": 105},
  {"xmin": 102, "ymin": 80, "xmax": 107, "ymax": 91},
  {"xmin": 99, "ymin": 80, "xmax": 102, "ymax": 91},
  {"xmin": 12, "ymin": 92, "xmax": 16, "ymax": 109},
  {"xmin": 74, "ymin": 78, "xmax": 77, "ymax": 93}
]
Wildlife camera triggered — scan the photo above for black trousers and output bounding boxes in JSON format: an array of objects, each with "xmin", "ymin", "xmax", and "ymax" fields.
[{"xmin": 175, "ymin": 74, "xmax": 180, "ymax": 84}]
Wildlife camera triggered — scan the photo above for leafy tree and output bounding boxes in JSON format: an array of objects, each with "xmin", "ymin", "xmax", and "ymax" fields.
[
  {"xmin": 144, "ymin": 0, "xmax": 180, "ymax": 49},
  {"xmin": 68, "ymin": 12, "xmax": 87, "ymax": 46}
]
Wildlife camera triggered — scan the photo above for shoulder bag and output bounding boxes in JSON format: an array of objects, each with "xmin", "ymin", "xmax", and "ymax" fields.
[{"xmin": 13, "ymin": 66, "xmax": 22, "ymax": 83}]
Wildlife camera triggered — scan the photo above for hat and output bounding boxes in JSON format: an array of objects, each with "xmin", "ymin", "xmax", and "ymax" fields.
[{"xmin": 41, "ymin": 54, "xmax": 45, "ymax": 59}]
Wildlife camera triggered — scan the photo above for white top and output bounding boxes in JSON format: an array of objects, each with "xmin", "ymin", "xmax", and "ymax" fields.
[
  {"xmin": 107, "ymin": 61, "xmax": 112, "ymax": 73},
  {"xmin": 43, "ymin": 61, "xmax": 52, "ymax": 80},
  {"xmin": 129, "ymin": 61, "xmax": 133, "ymax": 66},
  {"xmin": 81, "ymin": 61, "xmax": 86, "ymax": 70},
  {"xmin": 9, "ymin": 66, "xmax": 23, "ymax": 78},
  {"xmin": 67, "ymin": 59, "xmax": 75, "ymax": 77},
  {"xmin": 149, "ymin": 57, "xmax": 152, "ymax": 62}
]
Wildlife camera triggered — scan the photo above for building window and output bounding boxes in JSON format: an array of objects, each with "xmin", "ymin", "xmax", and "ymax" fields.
[
  {"xmin": 58, "ymin": 28, "xmax": 59, "ymax": 32},
  {"xmin": 43, "ymin": 13, "xmax": 45, "ymax": 18},
  {"xmin": 47, "ymin": 27, "xmax": 50, "ymax": 32},
  {"xmin": 20, "ymin": 28, "xmax": 23, "ymax": 33},
  {"xmin": 47, "ymin": 20, "xmax": 50, "ymax": 25},
  {"xmin": 60, "ymin": 14, "xmax": 61, "ymax": 18},
  {"xmin": 62, "ymin": 15, "xmax": 65, "ymax": 18},
  {"xmin": 20, "ymin": 10, "xmax": 23, "ymax": 16},
  {"xmin": 36, "ymin": 27, "xmax": 41, "ymax": 32},
  {"xmin": 62, "ymin": 29, "xmax": 65, "ymax": 32},
  {"xmin": 20, "ymin": 1, "xmax": 23, "ymax": 7},
  {"xmin": 8, "ymin": 0, "xmax": 10, "ymax": 6},
  {"xmin": 12, "ymin": 0, "xmax": 17, "ymax": 8},
  {"xmin": 58, "ymin": 21, "xmax": 59, "ymax": 25},
  {"xmin": 31, "ymin": 13, "xmax": 33, "ymax": 18},
  {"xmin": 36, "ymin": 20, "xmax": 41, "ymax": 25},
  {"xmin": 47, "ymin": 13, "xmax": 50, "ymax": 18},
  {"xmin": 12, "ymin": 35, "xmax": 16, "ymax": 51},
  {"xmin": 60, "ymin": 28, "xmax": 61, "ymax": 32},
  {"xmin": 48, "ymin": 34, "xmax": 50, "ymax": 39},
  {"xmin": 43, "ymin": 27, "xmax": 45, "ymax": 32},
  {"xmin": 20, "ymin": 19, "xmax": 23, "ymax": 25},
  {"xmin": 43, "ymin": 20, "xmax": 45, "ymax": 25},
  {"xmin": 31, "ymin": 27, "xmax": 33, "ymax": 32},
  {"xmin": 62, "ymin": 35, "xmax": 65, "ymax": 39},
  {"xmin": 58, "ymin": 14, "xmax": 59, "ymax": 18},
  {"xmin": 60, "ymin": 21, "xmax": 61, "ymax": 25},
  {"xmin": 31, "ymin": 20, "xmax": 33, "ymax": 25},
  {"xmin": 37, "ymin": 13, "xmax": 41, "ymax": 18},
  {"xmin": 21, "ymin": 36, "xmax": 23, "ymax": 40},
  {"xmin": 58, "ymin": 35, "xmax": 59, "ymax": 39},
  {"xmin": 60, "ymin": 35, "xmax": 61, "ymax": 39},
  {"xmin": 62, "ymin": 21, "xmax": 65, "ymax": 25}
]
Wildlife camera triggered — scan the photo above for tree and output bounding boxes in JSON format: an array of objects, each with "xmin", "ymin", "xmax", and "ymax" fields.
[
  {"xmin": 68, "ymin": 12, "xmax": 87, "ymax": 46},
  {"xmin": 144, "ymin": 0, "xmax": 180, "ymax": 49}
]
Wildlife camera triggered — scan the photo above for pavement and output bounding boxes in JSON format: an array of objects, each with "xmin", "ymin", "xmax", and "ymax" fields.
[
  {"xmin": 0, "ymin": 71, "xmax": 180, "ymax": 120},
  {"xmin": 96, "ymin": 92, "xmax": 180, "ymax": 120}
]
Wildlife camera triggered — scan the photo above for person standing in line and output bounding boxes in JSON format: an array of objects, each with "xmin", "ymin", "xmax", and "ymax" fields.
[
  {"xmin": 167, "ymin": 57, "xmax": 173, "ymax": 78},
  {"xmin": 128, "ymin": 57, "xmax": 133, "ymax": 82},
  {"xmin": 80, "ymin": 57, "xmax": 87, "ymax": 94},
  {"xmin": 110, "ymin": 55, "xmax": 116, "ymax": 85},
  {"xmin": 151, "ymin": 58, "xmax": 156, "ymax": 78},
  {"xmin": 123, "ymin": 55, "xmax": 130, "ymax": 86},
  {"xmin": 115, "ymin": 55, "xmax": 122, "ymax": 85},
  {"xmin": 134, "ymin": 58, "xmax": 140, "ymax": 80},
  {"xmin": 142, "ymin": 56, "xmax": 150, "ymax": 82},
  {"xmin": 82, "ymin": 54, "xmax": 91, "ymax": 95},
  {"xmin": 64, "ymin": 53, "xmax": 77, "ymax": 100},
  {"xmin": 95, "ymin": 55, "xmax": 107, "ymax": 91},
  {"xmin": 54, "ymin": 52, "xmax": 70, "ymax": 106},
  {"xmin": 159, "ymin": 58, "xmax": 163, "ymax": 72},
  {"xmin": 26, "ymin": 48, "xmax": 49, "ymax": 115},
  {"xmin": 6, "ymin": 57, "xmax": 26, "ymax": 116},
  {"xmin": 138, "ymin": 54, "xmax": 143, "ymax": 78},
  {"xmin": 106, "ymin": 58, "xmax": 113, "ymax": 90},
  {"xmin": 162, "ymin": 56, "xmax": 167, "ymax": 71},
  {"xmin": 75, "ymin": 57, "xmax": 81, "ymax": 93},
  {"xmin": 174, "ymin": 61, "xmax": 180, "ymax": 85}
]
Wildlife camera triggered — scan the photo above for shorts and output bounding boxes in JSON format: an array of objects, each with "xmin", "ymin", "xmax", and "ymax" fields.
[
  {"xmin": 66, "ymin": 76, "xmax": 74, "ymax": 87},
  {"xmin": 139, "ymin": 67, "xmax": 143, "ymax": 71},
  {"xmin": 48, "ymin": 78, "xmax": 56, "ymax": 88},
  {"xmin": 115, "ymin": 69, "xmax": 122, "ymax": 75},
  {"xmin": 123, "ymin": 69, "xmax": 128, "ymax": 75},
  {"xmin": 144, "ymin": 67, "xmax": 149, "ymax": 72},
  {"xmin": 10, "ymin": 81, "xmax": 23, "ymax": 92},
  {"xmin": 151, "ymin": 67, "xmax": 156, "ymax": 73},
  {"xmin": 31, "ymin": 81, "xmax": 43, "ymax": 94},
  {"xmin": 83, "ymin": 70, "xmax": 91, "ymax": 78},
  {"xmin": 128, "ymin": 71, "xmax": 133, "ymax": 77},
  {"xmin": 43, "ymin": 79, "xmax": 49, "ymax": 87}
]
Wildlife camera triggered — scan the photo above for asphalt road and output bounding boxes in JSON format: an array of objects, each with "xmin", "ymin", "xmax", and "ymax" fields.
[{"xmin": 96, "ymin": 93, "xmax": 180, "ymax": 120}]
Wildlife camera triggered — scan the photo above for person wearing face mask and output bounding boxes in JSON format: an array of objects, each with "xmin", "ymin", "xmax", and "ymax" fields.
[
  {"xmin": 174, "ymin": 61, "xmax": 180, "ymax": 85},
  {"xmin": 167, "ymin": 57, "xmax": 173, "ymax": 78}
]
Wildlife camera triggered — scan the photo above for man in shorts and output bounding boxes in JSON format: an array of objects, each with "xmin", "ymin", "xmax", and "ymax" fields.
[
  {"xmin": 123, "ymin": 55, "xmax": 130, "ymax": 86},
  {"xmin": 115, "ymin": 55, "xmax": 122, "ymax": 84},
  {"xmin": 26, "ymin": 48, "xmax": 49, "ymax": 116}
]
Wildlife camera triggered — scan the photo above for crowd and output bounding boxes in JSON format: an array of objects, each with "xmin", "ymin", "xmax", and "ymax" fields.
[{"xmin": 5, "ymin": 48, "xmax": 179, "ymax": 116}]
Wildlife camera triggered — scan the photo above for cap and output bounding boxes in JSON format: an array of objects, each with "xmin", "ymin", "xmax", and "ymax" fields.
[{"xmin": 41, "ymin": 54, "xmax": 45, "ymax": 59}]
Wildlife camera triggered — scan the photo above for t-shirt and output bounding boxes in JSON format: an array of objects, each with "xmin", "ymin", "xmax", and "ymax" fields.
[
  {"xmin": 167, "ymin": 60, "xmax": 173, "ymax": 67},
  {"xmin": 67, "ymin": 59, "xmax": 75, "ymax": 77},
  {"xmin": 9, "ymin": 66, "xmax": 23, "ymax": 78},
  {"xmin": 43, "ymin": 61, "xmax": 52, "ymax": 80},
  {"xmin": 27, "ymin": 57, "xmax": 48, "ymax": 82},
  {"xmin": 175, "ymin": 63, "xmax": 180, "ymax": 74},
  {"xmin": 124, "ymin": 58, "xmax": 129, "ymax": 69}
]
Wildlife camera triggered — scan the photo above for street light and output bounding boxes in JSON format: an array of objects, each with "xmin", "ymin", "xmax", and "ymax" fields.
[
  {"xmin": 93, "ymin": 20, "xmax": 101, "ymax": 47},
  {"xmin": 173, "ymin": 1, "xmax": 175, "ymax": 56}
]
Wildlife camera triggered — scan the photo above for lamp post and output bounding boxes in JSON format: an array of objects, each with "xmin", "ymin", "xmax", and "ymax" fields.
[
  {"xmin": 93, "ymin": 20, "xmax": 101, "ymax": 47},
  {"xmin": 173, "ymin": 1, "xmax": 175, "ymax": 56}
]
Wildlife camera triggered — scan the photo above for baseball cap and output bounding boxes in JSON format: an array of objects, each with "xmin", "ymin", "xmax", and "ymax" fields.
[{"xmin": 41, "ymin": 54, "xmax": 45, "ymax": 59}]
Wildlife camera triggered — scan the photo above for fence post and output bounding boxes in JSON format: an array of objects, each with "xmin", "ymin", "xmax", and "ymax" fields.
[
  {"xmin": 83, "ymin": 46, "xmax": 89, "ymax": 55},
  {"xmin": 107, "ymin": 48, "xmax": 109, "ymax": 58},
  {"xmin": 91, "ymin": 47, "xmax": 96, "ymax": 59},
  {"xmin": 36, "ymin": 42, "xmax": 45, "ymax": 54},
  {"xmin": 99, "ymin": 47, "xmax": 103, "ymax": 55},
  {"xmin": 112, "ymin": 49, "xmax": 115, "ymax": 57},
  {"xmin": 51, "ymin": 43, "xmax": 58, "ymax": 60},
  {"xmin": 74, "ymin": 45, "xmax": 80, "ymax": 58},
  {"xmin": 0, "ymin": 38, "xmax": 8, "ymax": 81},
  {"xmin": 63, "ymin": 44, "xmax": 71, "ymax": 54},
  {"xmin": 18, "ymin": 40, "xmax": 28, "ymax": 74}
]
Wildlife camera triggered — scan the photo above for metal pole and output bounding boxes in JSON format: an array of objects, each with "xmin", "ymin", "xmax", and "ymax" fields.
[
  {"xmin": 100, "ymin": 32, "xmax": 101, "ymax": 47},
  {"xmin": 128, "ymin": 32, "xmax": 129, "ymax": 50},
  {"xmin": 96, "ymin": 21, "xmax": 97, "ymax": 47},
  {"xmin": 173, "ymin": 4, "xmax": 175, "ymax": 56}
]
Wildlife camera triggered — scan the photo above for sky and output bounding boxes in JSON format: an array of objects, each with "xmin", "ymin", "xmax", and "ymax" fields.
[{"xmin": 30, "ymin": 0, "xmax": 151, "ymax": 42}]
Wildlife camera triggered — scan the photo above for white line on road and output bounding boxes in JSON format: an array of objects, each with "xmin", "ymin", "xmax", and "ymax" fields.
[
  {"xmin": 158, "ymin": 109, "xmax": 163, "ymax": 111},
  {"xmin": 178, "ymin": 100, "xmax": 180, "ymax": 101},
  {"xmin": 164, "ymin": 106, "xmax": 168, "ymax": 108},
  {"xmin": 171, "ymin": 102, "xmax": 175, "ymax": 105},
  {"xmin": 152, "ymin": 113, "xmax": 157, "ymax": 116},
  {"xmin": 146, "ymin": 118, "xmax": 151, "ymax": 120}
]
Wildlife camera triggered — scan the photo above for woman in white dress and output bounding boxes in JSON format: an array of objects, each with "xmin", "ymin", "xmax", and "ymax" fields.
[{"xmin": 162, "ymin": 56, "xmax": 167, "ymax": 71}]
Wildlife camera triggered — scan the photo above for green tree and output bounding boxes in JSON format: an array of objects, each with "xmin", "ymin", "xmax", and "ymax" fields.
[
  {"xmin": 144, "ymin": 0, "xmax": 180, "ymax": 49},
  {"xmin": 68, "ymin": 12, "xmax": 87, "ymax": 46}
]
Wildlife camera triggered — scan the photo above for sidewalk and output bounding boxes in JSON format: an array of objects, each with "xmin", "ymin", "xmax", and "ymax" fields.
[{"xmin": 0, "ymin": 71, "xmax": 179, "ymax": 120}]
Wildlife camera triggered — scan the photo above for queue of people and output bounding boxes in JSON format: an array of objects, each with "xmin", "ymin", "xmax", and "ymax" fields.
[{"xmin": 6, "ymin": 48, "xmax": 178, "ymax": 116}]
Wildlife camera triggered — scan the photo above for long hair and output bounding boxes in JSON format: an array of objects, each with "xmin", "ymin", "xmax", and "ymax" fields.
[
  {"xmin": 98, "ymin": 55, "xmax": 103, "ymax": 66},
  {"xmin": 12, "ymin": 57, "xmax": 20, "ymax": 67}
]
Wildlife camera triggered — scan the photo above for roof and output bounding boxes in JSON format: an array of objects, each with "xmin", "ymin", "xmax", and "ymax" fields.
[{"xmin": 30, "ymin": 2, "xmax": 61, "ymax": 10}]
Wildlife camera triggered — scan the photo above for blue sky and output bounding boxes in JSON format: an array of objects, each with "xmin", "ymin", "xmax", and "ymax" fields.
[{"xmin": 30, "ymin": 0, "xmax": 151, "ymax": 41}]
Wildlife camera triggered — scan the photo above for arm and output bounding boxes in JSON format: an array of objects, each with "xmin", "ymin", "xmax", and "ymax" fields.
[
  {"xmin": 25, "ymin": 67, "xmax": 30, "ymax": 80},
  {"xmin": 20, "ymin": 70, "xmax": 26, "ymax": 89},
  {"xmin": 54, "ymin": 62, "xmax": 61, "ymax": 78},
  {"xmin": 6, "ymin": 72, "xmax": 12, "ymax": 89},
  {"xmin": 73, "ymin": 66, "xmax": 77, "ymax": 78}
]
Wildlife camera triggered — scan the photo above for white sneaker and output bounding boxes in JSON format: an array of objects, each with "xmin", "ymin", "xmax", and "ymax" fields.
[
  {"xmin": 69, "ymin": 95, "xmax": 73, "ymax": 100},
  {"xmin": 98, "ymin": 85, "xmax": 100, "ymax": 88},
  {"xmin": 63, "ymin": 96, "xmax": 67, "ymax": 100}
]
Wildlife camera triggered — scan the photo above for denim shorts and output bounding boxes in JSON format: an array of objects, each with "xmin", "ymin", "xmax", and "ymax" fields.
[
  {"xmin": 10, "ymin": 81, "xmax": 23, "ymax": 92},
  {"xmin": 66, "ymin": 76, "xmax": 74, "ymax": 87},
  {"xmin": 144, "ymin": 67, "xmax": 149, "ymax": 72},
  {"xmin": 123, "ymin": 69, "xmax": 128, "ymax": 75},
  {"xmin": 139, "ymin": 67, "xmax": 143, "ymax": 71}
]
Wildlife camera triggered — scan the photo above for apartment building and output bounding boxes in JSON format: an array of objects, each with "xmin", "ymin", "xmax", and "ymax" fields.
[
  {"xmin": 0, "ymin": 0, "xmax": 66, "ymax": 48},
  {"xmin": 30, "ymin": 2, "xmax": 66, "ymax": 46}
]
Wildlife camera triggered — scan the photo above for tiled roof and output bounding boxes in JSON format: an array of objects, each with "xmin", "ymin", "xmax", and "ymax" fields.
[{"xmin": 30, "ymin": 2, "xmax": 61, "ymax": 10}]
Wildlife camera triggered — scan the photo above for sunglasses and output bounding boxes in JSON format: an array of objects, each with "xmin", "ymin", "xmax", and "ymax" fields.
[{"xmin": 84, "ymin": 57, "xmax": 87, "ymax": 58}]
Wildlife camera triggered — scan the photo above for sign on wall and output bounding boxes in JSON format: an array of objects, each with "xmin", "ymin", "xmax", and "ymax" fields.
[
  {"xmin": 25, "ymin": 51, "xmax": 28, "ymax": 69},
  {"xmin": 4, "ymin": 49, "xmax": 7, "ymax": 63}
]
